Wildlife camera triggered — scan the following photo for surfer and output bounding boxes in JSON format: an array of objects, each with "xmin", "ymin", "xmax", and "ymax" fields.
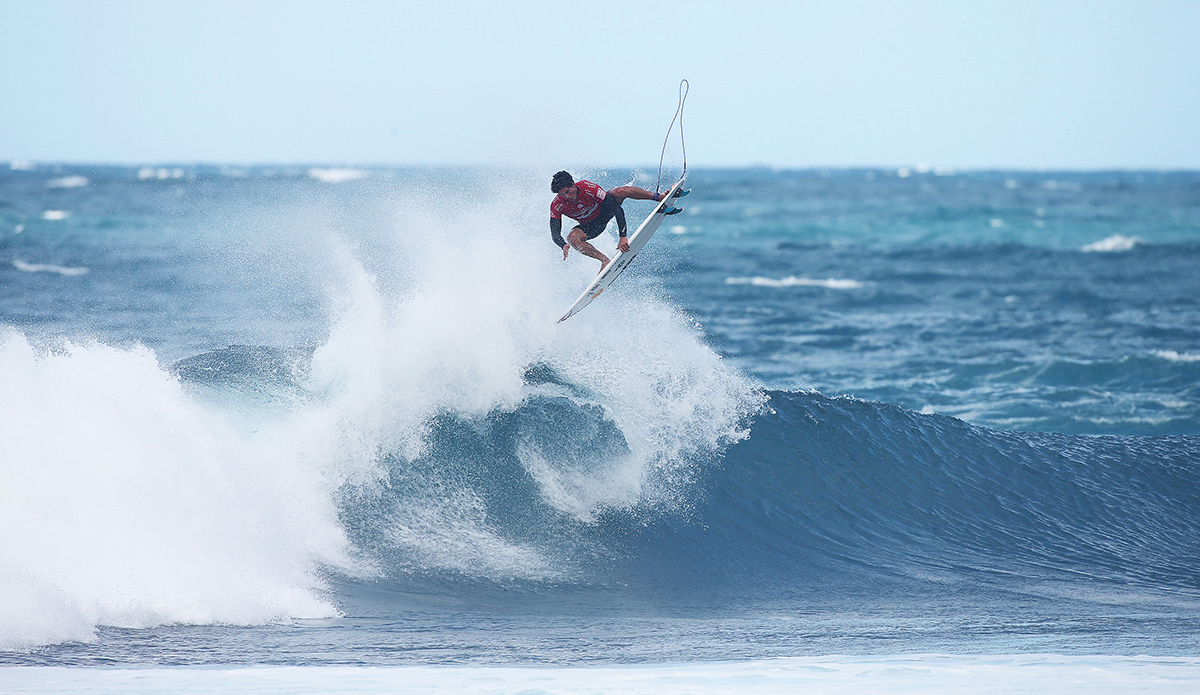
[{"xmin": 550, "ymin": 171, "xmax": 679, "ymax": 270}]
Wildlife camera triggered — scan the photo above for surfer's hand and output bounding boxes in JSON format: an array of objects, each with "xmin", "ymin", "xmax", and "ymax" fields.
[
  {"xmin": 618, "ymin": 237, "xmax": 630, "ymax": 253},
  {"xmin": 562, "ymin": 244, "xmax": 570, "ymax": 260}
]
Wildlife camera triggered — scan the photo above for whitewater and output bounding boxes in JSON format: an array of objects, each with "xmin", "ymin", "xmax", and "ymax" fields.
[{"xmin": 1, "ymin": 165, "xmax": 1198, "ymax": 692}]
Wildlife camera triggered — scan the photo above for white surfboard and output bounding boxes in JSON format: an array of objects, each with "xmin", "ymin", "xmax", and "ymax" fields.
[{"xmin": 557, "ymin": 178, "xmax": 687, "ymax": 323}]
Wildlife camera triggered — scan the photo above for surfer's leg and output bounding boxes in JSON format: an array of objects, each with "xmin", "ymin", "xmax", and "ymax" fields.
[{"xmin": 568, "ymin": 227, "xmax": 610, "ymax": 268}]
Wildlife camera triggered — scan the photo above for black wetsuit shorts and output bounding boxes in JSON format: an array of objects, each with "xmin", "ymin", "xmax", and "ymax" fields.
[{"xmin": 578, "ymin": 195, "xmax": 623, "ymax": 239}]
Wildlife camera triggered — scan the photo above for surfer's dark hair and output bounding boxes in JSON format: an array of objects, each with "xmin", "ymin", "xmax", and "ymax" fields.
[{"xmin": 551, "ymin": 171, "xmax": 574, "ymax": 193}]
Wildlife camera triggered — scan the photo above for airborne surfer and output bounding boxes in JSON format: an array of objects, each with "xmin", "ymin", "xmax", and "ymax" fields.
[{"xmin": 549, "ymin": 170, "xmax": 685, "ymax": 271}]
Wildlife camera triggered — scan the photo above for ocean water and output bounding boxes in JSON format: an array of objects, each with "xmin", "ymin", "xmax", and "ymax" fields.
[{"xmin": 1, "ymin": 164, "xmax": 1198, "ymax": 691}]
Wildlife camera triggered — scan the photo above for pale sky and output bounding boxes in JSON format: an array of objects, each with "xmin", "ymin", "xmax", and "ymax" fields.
[{"xmin": 2, "ymin": 0, "xmax": 1198, "ymax": 169}]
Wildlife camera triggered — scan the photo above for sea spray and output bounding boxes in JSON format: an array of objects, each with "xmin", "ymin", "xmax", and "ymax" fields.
[{"xmin": 304, "ymin": 176, "xmax": 764, "ymax": 576}]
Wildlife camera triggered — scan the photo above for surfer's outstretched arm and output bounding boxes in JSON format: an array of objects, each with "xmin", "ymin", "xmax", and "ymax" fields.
[{"xmin": 608, "ymin": 185, "xmax": 663, "ymax": 202}]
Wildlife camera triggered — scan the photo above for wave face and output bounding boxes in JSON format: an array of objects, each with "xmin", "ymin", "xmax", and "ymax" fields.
[
  {"xmin": 702, "ymin": 392, "xmax": 1199, "ymax": 600},
  {"xmin": 323, "ymin": 382, "xmax": 1200, "ymax": 612},
  {"xmin": 163, "ymin": 340, "xmax": 1200, "ymax": 615},
  {"xmin": 143, "ymin": 345, "xmax": 1200, "ymax": 625}
]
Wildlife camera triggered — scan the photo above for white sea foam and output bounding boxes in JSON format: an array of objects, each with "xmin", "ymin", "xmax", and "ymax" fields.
[
  {"xmin": 40, "ymin": 210, "xmax": 70, "ymax": 220},
  {"xmin": 1153, "ymin": 350, "xmax": 1200, "ymax": 363},
  {"xmin": 45, "ymin": 175, "xmax": 89, "ymax": 189},
  {"xmin": 1082, "ymin": 234, "xmax": 1144, "ymax": 252},
  {"xmin": 302, "ymin": 176, "xmax": 761, "ymax": 568},
  {"xmin": 726, "ymin": 276, "xmax": 864, "ymax": 289},
  {"xmin": 384, "ymin": 488, "xmax": 554, "ymax": 579},
  {"xmin": 308, "ymin": 167, "xmax": 368, "ymax": 183},
  {"xmin": 12, "ymin": 259, "xmax": 89, "ymax": 276},
  {"xmin": 0, "ymin": 334, "xmax": 356, "ymax": 649},
  {"xmin": 9, "ymin": 159, "xmax": 35, "ymax": 171},
  {"xmin": 546, "ymin": 295, "xmax": 764, "ymax": 512},
  {"xmin": 2, "ymin": 655, "xmax": 1198, "ymax": 694},
  {"xmin": 296, "ymin": 174, "xmax": 757, "ymax": 563}
]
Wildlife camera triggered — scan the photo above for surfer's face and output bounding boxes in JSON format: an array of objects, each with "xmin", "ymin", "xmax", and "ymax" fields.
[{"xmin": 557, "ymin": 185, "xmax": 577, "ymax": 201}]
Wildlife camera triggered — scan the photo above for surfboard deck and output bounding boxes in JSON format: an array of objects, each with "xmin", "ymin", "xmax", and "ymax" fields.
[{"xmin": 557, "ymin": 178, "xmax": 687, "ymax": 323}]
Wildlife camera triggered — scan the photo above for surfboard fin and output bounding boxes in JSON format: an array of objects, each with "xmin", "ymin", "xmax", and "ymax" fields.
[
  {"xmin": 673, "ymin": 188, "xmax": 690, "ymax": 198},
  {"xmin": 664, "ymin": 207, "xmax": 684, "ymax": 215}
]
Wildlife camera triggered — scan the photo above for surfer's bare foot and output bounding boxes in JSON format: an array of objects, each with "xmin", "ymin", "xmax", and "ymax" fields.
[{"xmin": 598, "ymin": 255, "xmax": 610, "ymax": 270}]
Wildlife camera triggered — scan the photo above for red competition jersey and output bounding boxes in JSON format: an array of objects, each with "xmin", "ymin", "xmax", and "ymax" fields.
[{"xmin": 550, "ymin": 180, "xmax": 607, "ymax": 223}]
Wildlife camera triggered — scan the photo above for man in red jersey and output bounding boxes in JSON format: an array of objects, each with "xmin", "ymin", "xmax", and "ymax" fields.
[{"xmin": 549, "ymin": 170, "xmax": 682, "ymax": 271}]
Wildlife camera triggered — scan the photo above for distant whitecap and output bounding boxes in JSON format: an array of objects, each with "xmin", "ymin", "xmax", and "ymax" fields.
[
  {"xmin": 46, "ymin": 175, "xmax": 89, "ymax": 188},
  {"xmin": 13, "ymin": 259, "xmax": 89, "ymax": 276},
  {"xmin": 41, "ymin": 210, "xmax": 70, "ymax": 220},
  {"xmin": 725, "ymin": 276, "xmax": 864, "ymax": 289},
  {"xmin": 1081, "ymin": 235, "xmax": 1143, "ymax": 252},
  {"xmin": 308, "ymin": 167, "xmax": 368, "ymax": 184},
  {"xmin": 137, "ymin": 167, "xmax": 186, "ymax": 181},
  {"xmin": 1153, "ymin": 350, "xmax": 1200, "ymax": 363}
]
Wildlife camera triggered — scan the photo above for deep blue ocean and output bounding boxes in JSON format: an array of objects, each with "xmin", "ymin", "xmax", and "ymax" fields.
[{"xmin": 1, "ymin": 164, "xmax": 1198, "ymax": 672}]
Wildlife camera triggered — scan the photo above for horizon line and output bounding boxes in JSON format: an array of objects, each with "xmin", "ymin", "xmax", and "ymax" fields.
[{"xmin": 7, "ymin": 159, "xmax": 1200, "ymax": 175}]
